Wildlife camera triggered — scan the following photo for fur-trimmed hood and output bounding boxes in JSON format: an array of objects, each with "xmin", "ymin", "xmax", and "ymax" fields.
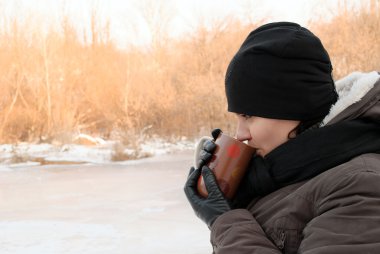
[{"xmin": 322, "ymin": 71, "xmax": 380, "ymax": 126}]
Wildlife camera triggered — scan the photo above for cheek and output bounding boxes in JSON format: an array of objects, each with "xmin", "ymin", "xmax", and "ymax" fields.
[{"xmin": 249, "ymin": 122, "xmax": 279, "ymax": 147}]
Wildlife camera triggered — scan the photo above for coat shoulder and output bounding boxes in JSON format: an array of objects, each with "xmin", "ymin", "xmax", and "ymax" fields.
[
  {"xmin": 247, "ymin": 153, "xmax": 380, "ymax": 253},
  {"xmin": 307, "ymin": 153, "xmax": 380, "ymax": 187},
  {"xmin": 303, "ymin": 153, "xmax": 380, "ymax": 209}
]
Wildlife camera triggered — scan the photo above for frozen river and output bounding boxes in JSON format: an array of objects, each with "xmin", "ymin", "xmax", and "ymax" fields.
[{"xmin": 0, "ymin": 151, "xmax": 212, "ymax": 254}]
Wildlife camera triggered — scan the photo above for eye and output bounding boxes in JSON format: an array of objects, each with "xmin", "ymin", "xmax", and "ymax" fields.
[{"xmin": 240, "ymin": 114, "xmax": 251, "ymax": 120}]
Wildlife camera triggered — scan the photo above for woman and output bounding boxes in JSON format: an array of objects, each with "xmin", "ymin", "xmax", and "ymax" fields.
[{"xmin": 184, "ymin": 22, "xmax": 380, "ymax": 253}]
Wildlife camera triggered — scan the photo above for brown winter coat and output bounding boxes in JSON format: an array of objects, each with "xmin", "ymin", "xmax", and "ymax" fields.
[{"xmin": 210, "ymin": 72, "xmax": 380, "ymax": 254}]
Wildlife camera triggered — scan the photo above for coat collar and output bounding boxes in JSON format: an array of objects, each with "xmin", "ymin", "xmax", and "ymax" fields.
[{"xmin": 322, "ymin": 71, "xmax": 380, "ymax": 126}]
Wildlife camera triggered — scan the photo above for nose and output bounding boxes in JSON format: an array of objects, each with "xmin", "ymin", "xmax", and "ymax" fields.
[{"xmin": 235, "ymin": 120, "xmax": 251, "ymax": 142}]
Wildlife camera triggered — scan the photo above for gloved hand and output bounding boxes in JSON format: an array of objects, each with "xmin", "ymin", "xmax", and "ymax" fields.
[
  {"xmin": 196, "ymin": 128, "xmax": 221, "ymax": 169},
  {"xmin": 184, "ymin": 165, "xmax": 231, "ymax": 228}
]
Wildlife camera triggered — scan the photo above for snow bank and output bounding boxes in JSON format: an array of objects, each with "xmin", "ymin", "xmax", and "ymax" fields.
[{"xmin": 0, "ymin": 137, "xmax": 195, "ymax": 168}]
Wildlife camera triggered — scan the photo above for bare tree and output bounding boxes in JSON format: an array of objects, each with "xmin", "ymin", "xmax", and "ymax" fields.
[{"xmin": 135, "ymin": 0, "xmax": 175, "ymax": 50}]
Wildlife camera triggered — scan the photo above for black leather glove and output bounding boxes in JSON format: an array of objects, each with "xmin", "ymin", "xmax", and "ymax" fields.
[
  {"xmin": 196, "ymin": 128, "xmax": 221, "ymax": 169},
  {"xmin": 184, "ymin": 165, "xmax": 231, "ymax": 228}
]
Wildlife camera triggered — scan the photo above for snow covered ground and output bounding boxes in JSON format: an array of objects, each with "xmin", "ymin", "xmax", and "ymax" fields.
[
  {"xmin": 0, "ymin": 150, "xmax": 213, "ymax": 254},
  {"xmin": 0, "ymin": 136, "xmax": 195, "ymax": 170}
]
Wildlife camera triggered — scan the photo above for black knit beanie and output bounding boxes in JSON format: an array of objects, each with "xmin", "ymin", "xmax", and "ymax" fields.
[{"xmin": 225, "ymin": 22, "xmax": 338, "ymax": 121}]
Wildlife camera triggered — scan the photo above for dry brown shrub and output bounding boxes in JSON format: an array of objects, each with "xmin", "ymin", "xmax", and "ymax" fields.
[
  {"xmin": 1, "ymin": 1, "xmax": 379, "ymax": 144},
  {"xmin": 309, "ymin": 0, "xmax": 380, "ymax": 79}
]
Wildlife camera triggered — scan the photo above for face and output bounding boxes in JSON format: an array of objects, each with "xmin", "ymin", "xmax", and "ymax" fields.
[{"xmin": 235, "ymin": 114, "xmax": 300, "ymax": 157}]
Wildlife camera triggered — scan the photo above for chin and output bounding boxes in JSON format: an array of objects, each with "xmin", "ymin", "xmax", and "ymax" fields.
[{"xmin": 256, "ymin": 149, "xmax": 267, "ymax": 157}]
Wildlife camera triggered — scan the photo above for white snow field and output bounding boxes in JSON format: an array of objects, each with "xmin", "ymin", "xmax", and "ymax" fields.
[{"xmin": 0, "ymin": 151, "xmax": 212, "ymax": 254}]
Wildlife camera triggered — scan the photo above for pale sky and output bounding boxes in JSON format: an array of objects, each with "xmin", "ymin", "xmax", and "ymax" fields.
[{"xmin": 0, "ymin": 0, "xmax": 358, "ymax": 48}]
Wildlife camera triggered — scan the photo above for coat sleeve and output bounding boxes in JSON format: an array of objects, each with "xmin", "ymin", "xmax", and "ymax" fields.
[
  {"xmin": 210, "ymin": 209, "xmax": 281, "ymax": 254},
  {"xmin": 299, "ymin": 168, "xmax": 380, "ymax": 253}
]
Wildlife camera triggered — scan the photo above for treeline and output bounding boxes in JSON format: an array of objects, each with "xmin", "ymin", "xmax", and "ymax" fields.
[{"xmin": 0, "ymin": 0, "xmax": 379, "ymax": 144}]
